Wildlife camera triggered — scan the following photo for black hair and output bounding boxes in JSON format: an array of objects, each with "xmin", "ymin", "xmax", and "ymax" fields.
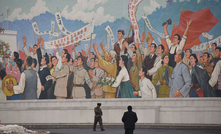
[
  {"xmin": 91, "ymin": 52, "xmax": 95, "ymax": 56},
  {"xmin": 190, "ymin": 54, "xmax": 198, "ymax": 64},
  {"xmin": 32, "ymin": 58, "xmax": 37, "ymax": 68},
  {"xmin": 26, "ymin": 56, "xmax": 33, "ymax": 67},
  {"xmin": 13, "ymin": 51, "xmax": 19, "ymax": 62},
  {"xmin": 127, "ymin": 105, "xmax": 132, "ymax": 111},
  {"xmin": 33, "ymin": 44, "xmax": 38, "ymax": 48},
  {"xmin": 142, "ymin": 66, "xmax": 147, "ymax": 77},
  {"xmin": 78, "ymin": 55, "xmax": 85, "ymax": 63},
  {"xmin": 78, "ymin": 52, "xmax": 82, "ymax": 57},
  {"xmin": 212, "ymin": 42, "xmax": 217, "ymax": 47},
  {"xmin": 63, "ymin": 49, "xmax": 68, "ymax": 55},
  {"xmin": 121, "ymin": 55, "xmax": 128, "ymax": 71},
  {"xmin": 158, "ymin": 44, "xmax": 165, "ymax": 53},
  {"xmin": 70, "ymin": 58, "xmax": 74, "ymax": 63},
  {"xmin": 91, "ymin": 58, "xmax": 96, "ymax": 62},
  {"xmin": 215, "ymin": 47, "xmax": 221, "ymax": 51},
  {"xmin": 185, "ymin": 48, "xmax": 192, "ymax": 54},
  {"xmin": 51, "ymin": 56, "xmax": 57, "ymax": 61},
  {"xmin": 174, "ymin": 34, "xmax": 181, "ymax": 41},
  {"xmin": 66, "ymin": 53, "xmax": 71, "ymax": 62},
  {"xmin": 0, "ymin": 70, "xmax": 6, "ymax": 80},
  {"xmin": 44, "ymin": 54, "xmax": 49, "ymax": 64},
  {"xmin": 151, "ymin": 43, "xmax": 157, "ymax": 49},
  {"xmin": 131, "ymin": 44, "xmax": 137, "ymax": 50},
  {"xmin": 203, "ymin": 52, "xmax": 210, "ymax": 58},
  {"xmin": 16, "ymin": 59, "xmax": 23, "ymax": 73}
]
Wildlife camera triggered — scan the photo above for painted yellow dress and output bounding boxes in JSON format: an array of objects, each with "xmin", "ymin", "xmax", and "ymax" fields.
[
  {"xmin": 98, "ymin": 51, "xmax": 117, "ymax": 98},
  {"xmin": 152, "ymin": 65, "xmax": 173, "ymax": 98}
]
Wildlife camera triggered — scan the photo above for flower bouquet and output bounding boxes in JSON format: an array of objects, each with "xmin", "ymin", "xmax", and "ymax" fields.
[
  {"xmin": 0, "ymin": 40, "xmax": 11, "ymax": 58},
  {"xmin": 98, "ymin": 75, "xmax": 116, "ymax": 86}
]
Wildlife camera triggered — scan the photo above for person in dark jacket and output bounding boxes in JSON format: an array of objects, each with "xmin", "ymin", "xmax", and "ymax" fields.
[
  {"xmin": 93, "ymin": 103, "xmax": 105, "ymax": 131},
  {"xmin": 122, "ymin": 105, "xmax": 138, "ymax": 134}
]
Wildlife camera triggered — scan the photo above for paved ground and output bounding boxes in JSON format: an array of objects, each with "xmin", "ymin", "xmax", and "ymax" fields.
[{"xmin": 33, "ymin": 128, "xmax": 221, "ymax": 134}]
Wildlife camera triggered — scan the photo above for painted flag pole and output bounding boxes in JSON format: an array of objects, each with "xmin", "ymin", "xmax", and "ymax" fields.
[
  {"xmin": 33, "ymin": 19, "xmax": 36, "ymax": 44},
  {"xmin": 90, "ymin": 18, "xmax": 94, "ymax": 50},
  {"xmin": 126, "ymin": 4, "xmax": 139, "ymax": 42},
  {"xmin": 57, "ymin": 7, "xmax": 60, "ymax": 39},
  {"xmin": 144, "ymin": 13, "xmax": 146, "ymax": 34}
]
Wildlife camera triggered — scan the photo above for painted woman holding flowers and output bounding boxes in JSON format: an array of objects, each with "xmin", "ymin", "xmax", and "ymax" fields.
[
  {"xmin": 111, "ymin": 55, "xmax": 137, "ymax": 98},
  {"xmin": 5, "ymin": 58, "xmax": 23, "ymax": 100}
]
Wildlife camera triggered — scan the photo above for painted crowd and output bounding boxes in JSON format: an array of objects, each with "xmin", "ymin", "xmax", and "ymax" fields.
[{"xmin": 0, "ymin": 19, "xmax": 221, "ymax": 100}]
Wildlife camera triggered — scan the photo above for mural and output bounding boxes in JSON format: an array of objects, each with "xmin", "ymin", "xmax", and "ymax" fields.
[{"xmin": 0, "ymin": 0, "xmax": 221, "ymax": 100}]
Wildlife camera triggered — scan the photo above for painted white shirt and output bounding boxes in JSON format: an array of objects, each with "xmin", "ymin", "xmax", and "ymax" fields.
[
  {"xmin": 209, "ymin": 60, "xmax": 221, "ymax": 87},
  {"xmin": 111, "ymin": 66, "xmax": 130, "ymax": 88},
  {"xmin": 0, "ymin": 80, "xmax": 6, "ymax": 101},
  {"xmin": 149, "ymin": 55, "xmax": 162, "ymax": 83},
  {"xmin": 23, "ymin": 46, "xmax": 44, "ymax": 72},
  {"xmin": 13, "ymin": 67, "xmax": 42, "ymax": 98},
  {"xmin": 166, "ymin": 35, "xmax": 187, "ymax": 54},
  {"xmin": 138, "ymin": 77, "xmax": 157, "ymax": 98},
  {"xmin": 56, "ymin": 51, "xmax": 62, "ymax": 70}
]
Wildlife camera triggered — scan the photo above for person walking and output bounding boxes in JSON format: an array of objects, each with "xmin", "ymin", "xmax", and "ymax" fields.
[
  {"xmin": 93, "ymin": 103, "xmax": 105, "ymax": 131},
  {"xmin": 122, "ymin": 105, "xmax": 138, "ymax": 134}
]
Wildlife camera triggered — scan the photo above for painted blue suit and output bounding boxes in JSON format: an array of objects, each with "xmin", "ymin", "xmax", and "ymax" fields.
[{"xmin": 169, "ymin": 61, "xmax": 191, "ymax": 98}]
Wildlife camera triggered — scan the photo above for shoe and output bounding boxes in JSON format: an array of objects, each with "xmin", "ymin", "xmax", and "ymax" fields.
[
  {"xmin": 93, "ymin": 129, "xmax": 96, "ymax": 131},
  {"xmin": 101, "ymin": 129, "xmax": 105, "ymax": 131}
]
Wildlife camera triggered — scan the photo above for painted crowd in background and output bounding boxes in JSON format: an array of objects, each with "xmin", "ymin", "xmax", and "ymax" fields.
[{"xmin": 0, "ymin": 0, "xmax": 221, "ymax": 100}]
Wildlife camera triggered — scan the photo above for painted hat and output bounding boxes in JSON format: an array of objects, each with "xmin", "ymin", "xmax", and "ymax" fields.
[{"xmin": 2, "ymin": 75, "xmax": 17, "ymax": 96}]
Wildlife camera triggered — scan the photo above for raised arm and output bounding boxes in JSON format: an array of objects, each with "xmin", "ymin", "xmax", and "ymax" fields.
[
  {"xmin": 163, "ymin": 22, "xmax": 169, "ymax": 36},
  {"xmin": 22, "ymin": 36, "xmax": 31, "ymax": 56},
  {"xmin": 183, "ymin": 19, "xmax": 193, "ymax": 36}
]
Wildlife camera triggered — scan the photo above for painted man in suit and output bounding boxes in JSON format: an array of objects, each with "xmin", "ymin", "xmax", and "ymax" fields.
[
  {"xmin": 52, "ymin": 53, "xmax": 70, "ymax": 99},
  {"xmin": 89, "ymin": 58, "xmax": 104, "ymax": 99},
  {"xmin": 38, "ymin": 54, "xmax": 52, "ymax": 99},
  {"xmin": 143, "ymin": 43, "xmax": 157, "ymax": 80},
  {"xmin": 168, "ymin": 50, "xmax": 191, "ymax": 98}
]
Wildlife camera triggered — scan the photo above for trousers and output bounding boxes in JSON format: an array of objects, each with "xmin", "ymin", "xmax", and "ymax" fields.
[{"xmin": 93, "ymin": 116, "xmax": 104, "ymax": 130}]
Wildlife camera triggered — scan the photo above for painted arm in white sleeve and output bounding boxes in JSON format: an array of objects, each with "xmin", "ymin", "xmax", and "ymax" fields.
[
  {"xmin": 56, "ymin": 51, "xmax": 62, "ymax": 70},
  {"xmin": 36, "ymin": 73, "xmax": 42, "ymax": 98},
  {"xmin": 13, "ymin": 72, "xmax": 26, "ymax": 94}
]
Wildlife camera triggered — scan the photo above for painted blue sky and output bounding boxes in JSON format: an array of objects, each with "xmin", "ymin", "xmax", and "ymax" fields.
[
  {"xmin": 0, "ymin": 0, "xmax": 221, "ymax": 54},
  {"xmin": 1, "ymin": 0, "xmax": 167, "ymax": 25}
]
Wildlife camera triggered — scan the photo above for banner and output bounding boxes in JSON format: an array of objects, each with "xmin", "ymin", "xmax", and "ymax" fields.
[
  {"xmin": 105, "ymin": 34, "xmax": 110, "ymax": 51},
  {"xmin": 55, "ymin": 12, "xmax": 96, "ymax": 41},
  {"xmin": 142, "ymin": 16, "xmax": 165, "ymax": 38},
  {"xmin": 202, "ymin": 32, "xmax": 213, "ymax": 40},
  {"xmin": 192, "ymin": 35, "xmax": 221, "ymax": 51},
  {"xmin": 82, "ymin": 34, "xmax": 96, "ymax": 41},
  {"xmin": 32, "ymin": 21, "xmax": 59, "ymax": 37},
  {"xmin": 85, "ymin": 43, "xmax": 88, "ymax": 53},
  {"xmin": 105, "ymin": 25, "xmax": 115, "ymax": 49},
  {"xmin": 44, "ymin": 19, "xmax": 94, "ymax": 49},
  {"xmin": 49, "ymin": 20, "xmax": 56, "ymax": 41},
  {"xmin": 128, "ymin": 0, "xmax": 143, "ymax": 43}
]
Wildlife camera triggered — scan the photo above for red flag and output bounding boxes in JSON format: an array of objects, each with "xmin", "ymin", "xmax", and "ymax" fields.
[
  {"xmin": 19, "ymin": 50, "xmax": 27, "ymax": 61},
  {"xmin": 170, "ymin": 8, "xmax": 219, "ymax": 50},
  {"xmin": 29, "ymin": 46, "xmax": 33, "ymax": 52},
  {"xmin": 161, "ymin": 39, "xmax": 169, "ymax": 53},
  {"xmin": 81, "ymin": 49, "xmax": 86, "ymax": 56}
]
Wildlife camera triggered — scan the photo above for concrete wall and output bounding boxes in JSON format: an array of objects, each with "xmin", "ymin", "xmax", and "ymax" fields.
[{"xmin": 0, "ymin": 98, "xmax": 221, "ymax": 125}]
